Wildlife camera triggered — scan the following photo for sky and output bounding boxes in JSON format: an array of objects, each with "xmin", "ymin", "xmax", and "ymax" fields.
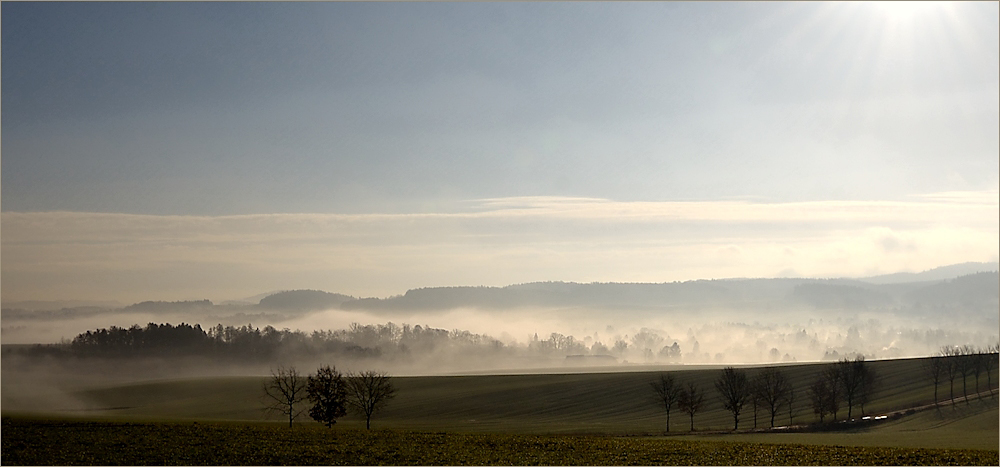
[{"xmin": 2, "ymin": 2, "xmax": 998, "ymax": 304}]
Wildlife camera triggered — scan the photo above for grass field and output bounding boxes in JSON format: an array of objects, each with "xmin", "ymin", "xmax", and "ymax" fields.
[
  {"xmin": 3, "ymin": 356, "xmax": 997, "ymax": 464},
  {"xmin": 47, "ymin": 358, "xmax": 997, "ymax": 434},
  {"xmin": 684, "ymin": 400, "xmax": 999, "ymax": 451},
  {"xmin": 3, "ymin": 417, "xmax": 997, "ymax": 466}
]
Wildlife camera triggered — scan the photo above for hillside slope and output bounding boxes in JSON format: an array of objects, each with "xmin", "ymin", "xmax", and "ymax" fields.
[{"xmin": 40, "ymin": 358, "xmax": 995, "ymax": 443}]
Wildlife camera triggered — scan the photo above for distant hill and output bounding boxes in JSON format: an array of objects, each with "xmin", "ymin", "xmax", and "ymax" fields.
[
  {"xmin": 342, "ymin": 281, "xmax": 741, "ymax": 311},
  {"xmin": 858, "ymin": 262, "xmax": 999, "ymax": 284},
  {"xmin": 904, "ymin": 271, "xmax": 1000, "ymax": 309},
  {"xmin": 342, "ymin": 271, "xmax": 998, "ymax": 316},
  {"xmin": 5, "ymin": 262, "xmax": 995, "ymax": 318},
  {"xmin": 123, "ymin": 300, "xmax": 214, "ymax": 313},
  {"xmin": 258, "ymin": 289, "xmax": 356, "ymax": 311},
  {"xmin": 790, "ymin": 282, "xmax": 893, "ymax": 309},
  {"xmin": 217, "ymin": 291, "xmax": 279, "ymax": 306},
  {"xmin": 0, "ymin": 299, "xmax": 123, "ymax": 311}
]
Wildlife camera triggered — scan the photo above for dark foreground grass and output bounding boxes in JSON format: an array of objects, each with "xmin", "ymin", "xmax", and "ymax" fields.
[{"xmin": 3, "ymin": 417, "xmax": 996, "ymax": 466}]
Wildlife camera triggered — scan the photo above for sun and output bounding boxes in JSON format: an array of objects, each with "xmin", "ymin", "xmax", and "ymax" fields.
[{"xmin": 869, "ymin": 1, "xmax": 950, "ymax": 22}]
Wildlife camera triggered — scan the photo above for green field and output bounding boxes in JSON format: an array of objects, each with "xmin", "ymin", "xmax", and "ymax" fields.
[
  {"xmin": 3, "ymin": 356, "xmax": 998, "ymax": 464},
  {"xmin": 44, "ymin": 358, "xmax": 997, "ymax": 434}
]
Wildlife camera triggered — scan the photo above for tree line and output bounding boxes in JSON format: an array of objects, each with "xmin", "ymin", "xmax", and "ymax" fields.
[
  {"xmin": 65, "ymin": 322, "xmax": 499, "ymax": 360},
  {"xmin": 652, "ymin": 346, "xmax": 998, "ymax": 433},
  {"xmin": 923, "ymin": 345, "xmax": 999, "ymax": 407},
  {"xmin": 60, "ymin": 321, "xmax": 690, "ymax": 363},
  {"xmin": 653, "ymin": 365, "xmax": 800, "ymax": 432}
]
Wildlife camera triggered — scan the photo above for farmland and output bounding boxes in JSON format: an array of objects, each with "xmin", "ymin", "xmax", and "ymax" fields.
[
  {"xmin": 2, "ymin": 356, "xmax": 997, "ymax": 464},
  {"xmin": 2, "ymin": 417, "xmax": 997, "ymax": 466}
]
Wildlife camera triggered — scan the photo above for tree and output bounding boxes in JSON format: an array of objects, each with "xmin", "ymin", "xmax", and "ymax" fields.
[
  {"xmin": 650, "ymin": 373, "xmax": 681, "ymax": 433},
  {"xmin": 346, "ymin": 370, "xmax": 397, "ymax": 430},
  {"xmin": 822, "ymin": 366, "xmax": 842, "ymax": 421},
  {"xmin": 956, "ymin": 345, "xmax": 974, "ymax": 405},
  {"xmin": 677, "ymin": 382, "xmax": 705, "ymax": 432},
  {"xmin": 262, "ymin": 366, "xmax": 308, "ymax": 428},
  {"xmin": 750, "ymin": 376, "xmax": 761, "ymax": 429},
  {"xmin": 307, "ymin": 365, "xmax": 348, "ymax": 428},
  {"xmin": 970, "ymin": 348, "xmax": 990, "ymax": 401},
  {"xmin": 941, "ymin": 346, "xmax": 960, "ymax": 406},
  {"xmin": 786, "ymin": 385, "xmax": 796, "ymax": 425},
  {"xmin": 755, "ymin": 367, "xmax": 791, "ymax": 428},
  {"xmin": 986, "ymin": 344, "xmax": 999, "ymax": 399},
  {"xmin": 923, "ymin": 356, "xmax": 945, "ymax": 407},
  {"xmin": 856, "ymin": 361, "xmax": 879, "ymax": 416},
  {"xmin": 715, "ymin": 367, "xmax": 751, "ymax": 430},
  {"xmin": 836, "ymin": 357, "xmax": 866, "ymax": 420},
  {"xmin": 808, "ymin": 377, "xmax": 831, "ymax": 423}
]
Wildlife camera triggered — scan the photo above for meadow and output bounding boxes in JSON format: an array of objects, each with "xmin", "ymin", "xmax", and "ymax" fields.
[
  {"xmin": 2, "ymin": 356, "xmax": 997, "ymax": 465},
  {"xmin": 57, "ymin": 358, "xmax": 997, "ymax": 435}
]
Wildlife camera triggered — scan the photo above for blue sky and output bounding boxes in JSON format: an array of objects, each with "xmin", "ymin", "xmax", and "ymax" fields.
[{"xmin": 2, "ymin": 2, "xmax": 998, "ymax": 302}]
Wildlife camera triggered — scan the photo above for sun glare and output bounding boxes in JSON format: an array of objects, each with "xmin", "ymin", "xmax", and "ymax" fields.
[{"xmin": 870, "ymin": 1, "xmax": 949, "ymax": 22}]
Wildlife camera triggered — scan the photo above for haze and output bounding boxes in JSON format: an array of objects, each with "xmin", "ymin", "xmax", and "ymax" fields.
[{"xmin": 2, "ymin": 3, "xmax": 998, "ymax": 345}]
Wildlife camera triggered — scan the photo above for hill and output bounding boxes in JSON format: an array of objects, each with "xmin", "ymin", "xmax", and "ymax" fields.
[
  {"xmin": 858, "ymin": 262, "xmax": 999, "ymax": 285},
  {"xmin": 340, "ymin": 273, "xmax": 998, "ymax": 319},
  {"xmin": 18, "ymin": 357, "xmax": 992, "ymax": 446},
  {"xmin": 257, "ymin": 289, "xmax": 356, "ymax": 311}
]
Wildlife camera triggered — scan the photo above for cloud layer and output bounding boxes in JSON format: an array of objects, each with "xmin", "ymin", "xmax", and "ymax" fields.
[{"xmin": 3, "ymin": 192, "xmax": 996, "ymax": 303}]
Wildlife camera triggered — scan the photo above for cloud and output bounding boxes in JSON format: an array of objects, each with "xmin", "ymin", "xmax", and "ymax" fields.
[{"xmin": 2, "ymin": 191, "xmax": 997, "ymax": 303}]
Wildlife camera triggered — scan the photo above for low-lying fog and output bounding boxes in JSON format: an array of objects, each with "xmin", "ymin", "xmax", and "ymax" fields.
[
  {"xmin": 3, "ymin": 273, "xmax": 996, "ymax": 407},
  {"xmin": 3, "ymin": 297, "xmax": 995, "ymax": 368}
]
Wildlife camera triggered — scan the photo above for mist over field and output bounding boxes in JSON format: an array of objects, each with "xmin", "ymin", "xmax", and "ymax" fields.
[
  {"xmin": 4, "ymin": 264, "xmax": 996, "ymax": 376},
  {"xmin": 2, "ymin": 265, "xmax": 997, "ymax": 420},
  {"xmin": 2, "ymin": 2, "xmax": 998, "ymax": 433}
]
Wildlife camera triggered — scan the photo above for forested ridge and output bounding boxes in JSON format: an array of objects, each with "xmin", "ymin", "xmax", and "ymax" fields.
[{"xmin": 30, "ymin": 322, "xmax": 507, "ymax": 362}]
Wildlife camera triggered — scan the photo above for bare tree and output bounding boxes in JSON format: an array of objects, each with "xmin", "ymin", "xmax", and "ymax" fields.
[
  {"xmin": 755, "ymin": 367, "xmax": 791, "ymax": 428},
  {"xmin": 650, "ymin": 373, "xmax": 681, "ymax": 433},
  {"xmin": 786, "ymin": 385, "xmax": 796, "ymax": 425},
  {"xmin": 970, "ymin": 349, "xmax": 986, "ymax": 401},
  {"xmin": 956, "ymin": 345, "xmax": 975, "ymax": 405},
  {"xmin": 987, "ymin": 344, "xmax": 999, "ymax": 399},
  {"xmin": 715, "ymin": 367, "xmax": 751, "ymax": 430},
  {"xmin": 307, "ymin": 365, "xmax": 348, "ymax": 428},
  {"xmin": 856, "ymin": 362, "xmax": 879, "ymax": 416},
  {"xmin": 808, "ymin": 377, "xmax": 830, "ymax": 423},
  {"xmin": 346, "ymin": 370, "xmax": 397, "ymax": 430},
  {"xmin": 836, "ymin": 357, "xmax": 866, "ymax": 420},
  {"xmin": 822, "ymin": 365, "xmax": 842, "ymax": 421},
  {"xmin": 923, "ymin": 356, "xmax": 945, "ymax": 407},
  {"xmin": 941, "ymin": 346, "xmax": 960, "ymax": 406},
  {"xmin": 262, "ymin": 366, "xmax": 308, "ymax": 428},
  {"xmin": 677, "ymin": 382, "xmax": 705, "ymax": 432}
]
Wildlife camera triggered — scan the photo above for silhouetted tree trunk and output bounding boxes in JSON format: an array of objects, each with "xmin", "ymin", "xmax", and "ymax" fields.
[
  {"xmin": 857, "ymin": 362, "xmax": 879, "ymax": 416},
  {"xmin": 942, "ymin": 347, "xmax": 959, "ymax": 406},
  {"xmin": 924, "ymin": 357, "xmax": 944, "ymax": 407},
  {"xmin": 987, "ymin": 345, "xmax": 998, "ymax": 399},
  {"xmin": 263, "ymin": 366, "xmax": 308, "ymax": 428},
  {"xmin": 823, "ymin": 366, "xmax": 841, "ymax": 421},
  {"xmin": 786, "ymin": 386, "xmax": 795, "ymax": 425},
  {"xmin": 958, "ymin": 346, "xmax": 974, "ymax": 405},
  {"xmin": 677, "ymin": 382, "xmax": 704, "ymax": 432},
  {"xmin": 974, "ymin": 352, "xmax": 985, "ymax": 400},
  {"xmin": 754, "ymin": 367, "xmax": 791, "ymax": 428},
  {"xmin": 650, "ymin": 373, "xmax": 681, "ymax": 433},
  {"xmin": 715, "ymin": 367, "xmax": 751, "ymax": 431},
  {"xmin": 808, "ymin": 377, "xmax": 830, "ymax": 423},
  {"xmin": 346, "ymin": 370, "xmax": 397, "ymax": 430},
  {"xmin": 836, "ymin": 357, "xmax": 866, "ymax": 420}
]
